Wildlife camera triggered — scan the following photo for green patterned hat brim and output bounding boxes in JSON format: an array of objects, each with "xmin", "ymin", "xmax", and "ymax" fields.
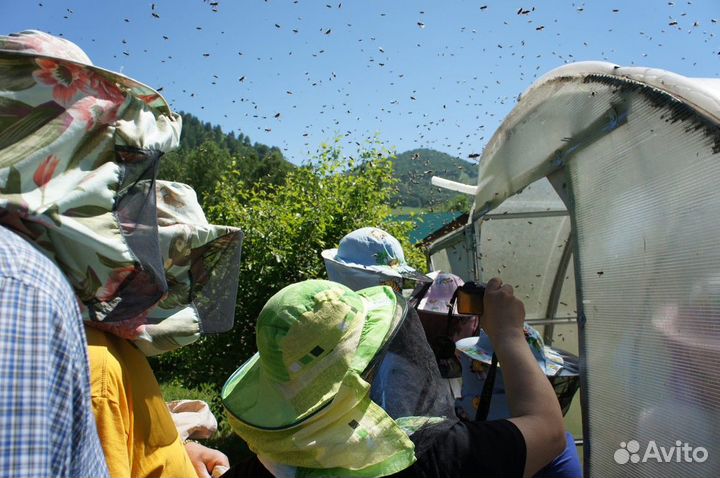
[{"xmin": 222, "ymin": 285, "xmax": 408, "ymax": 430}]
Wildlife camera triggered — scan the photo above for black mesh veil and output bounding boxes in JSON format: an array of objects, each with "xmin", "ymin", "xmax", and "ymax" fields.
[
  {"xmin": 90, "ymin": 147, "xmax": 166, "ymax": 322},
  {"xmin": 368, "ymin": 304, "xmax": 460, "ymax": 457}
]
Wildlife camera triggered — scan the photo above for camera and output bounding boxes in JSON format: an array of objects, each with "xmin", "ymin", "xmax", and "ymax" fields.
[{"xmin": 456, "ymin": 282, "xmax": 486, "ymax": 316}]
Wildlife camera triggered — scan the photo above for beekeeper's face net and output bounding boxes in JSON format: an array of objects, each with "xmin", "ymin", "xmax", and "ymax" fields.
[{"xmin": 367, "ymin": 307, "xmax": 459, "ymax": 455}]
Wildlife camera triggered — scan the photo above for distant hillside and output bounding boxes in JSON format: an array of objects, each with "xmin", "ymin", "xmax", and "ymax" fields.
[
  {"xmin": 159, "ymin": 117, "xmax": 475, "ymax": 212},
  {"xmin": 158, "ymin": 112, "xmax": 294, "ymax": 204},
  {"xmin": 392, "ymin": 148, "xmax": 478, "ymax": 209},
  {"xmin": 176, "ymin": 113, "xmax": 292, "ymax": 168}
]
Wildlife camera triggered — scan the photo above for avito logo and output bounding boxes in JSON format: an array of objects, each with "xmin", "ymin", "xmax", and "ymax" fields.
[{"xmin": 614, "ymin": 440, "xmax": 708, "ymax": 465}]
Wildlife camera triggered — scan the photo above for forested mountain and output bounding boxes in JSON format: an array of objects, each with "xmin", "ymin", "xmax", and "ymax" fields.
[
  {"xmin": 392, "ymin": 148, "xmax": 478, "ymax": 209},
  {"xmin": 158, "ymin": 114, "xmax": 476, "ymax": 212},
  {"xmin": 176, "ymin": 113, "xmax": 285, "ymax": 162},
  {"xmin": 158, "ymin": 112, "xmax": 294, "ymax": 205}
]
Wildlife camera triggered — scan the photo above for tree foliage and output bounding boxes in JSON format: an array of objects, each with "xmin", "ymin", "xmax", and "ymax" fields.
[
  {"xmin": 153, "ymin": 139, "xmax": 425, "ymax": 389},
  {"xmin": 438, "ymin": 194, "xmax": 471, "ymax": 212},
  {"xmin": 158, "ymin": 112, "xmax": 293, "ymax": 206}
]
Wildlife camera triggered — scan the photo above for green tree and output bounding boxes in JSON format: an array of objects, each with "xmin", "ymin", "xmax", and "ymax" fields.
[
  {"xmin": 438, "ymin": 194, "xmax": 471, "ymax": 213},
  {"xmin": 158, "ymin": 113, "xmax": 294, "ymax": 207},
  {"xmin": 152, "ymin": 139, "xmax": 424, "ymax": 389},
  {"xmin": 250, "ymin": 148, "xmax": 293, "ymax": 186},
  {"xmin": 159, "ymin": 140, "xmax": 234, "ymax": 203}
]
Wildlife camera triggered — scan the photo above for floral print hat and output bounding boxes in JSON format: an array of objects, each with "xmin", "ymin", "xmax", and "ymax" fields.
[
  {"xmin": 0, "ymin": 30, "xmax": 243, "ymax": 355},
  {"xmin": 416, "ymin": 270, "xmax": 467, "ymax": 315},
  {"xmin": 456, "ymin": 325, "xmax": 565, "ymax": 376},
  {"xmin": 322, "ymin": 227, "xmax": 430, "ymax": 291}
]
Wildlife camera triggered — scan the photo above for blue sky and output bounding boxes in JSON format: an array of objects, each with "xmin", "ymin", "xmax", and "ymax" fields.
[{"xmin": 3, "ymin": 0, "xmax": 718, "ymax": 164}]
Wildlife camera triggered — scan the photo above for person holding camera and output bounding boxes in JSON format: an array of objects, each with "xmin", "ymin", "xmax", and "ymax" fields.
[
  {"xmin": 221, "ymin": 277, "xmax": 565, "ymax": 477},
  {"xmin": 222, "ymin": 228, "xmax": 565, "ymax": 476},
  {"xmin": 418, "ymin": 271, "xmax": 582, "ymax": 477}
]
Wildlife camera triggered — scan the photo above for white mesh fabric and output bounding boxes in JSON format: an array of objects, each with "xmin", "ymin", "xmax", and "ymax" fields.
[{"xmin": 568, "ymin": 80, "xmax": 720, "ymax": 477}]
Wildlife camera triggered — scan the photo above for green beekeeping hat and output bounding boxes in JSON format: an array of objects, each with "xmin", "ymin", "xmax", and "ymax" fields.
[{"xmin": 223, "ymin": 279, "xmax": 407, "ymax": 428}]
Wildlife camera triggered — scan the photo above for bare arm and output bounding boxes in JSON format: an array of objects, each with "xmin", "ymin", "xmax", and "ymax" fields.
[{"xmin": 481, "ymin": 277, "xmax": 566, "ymax": 477}]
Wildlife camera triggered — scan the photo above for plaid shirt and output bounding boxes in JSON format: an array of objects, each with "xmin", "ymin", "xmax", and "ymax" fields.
[{"xmin": 0, "ymin": 228, "xmax": 108, "ymax": 478}]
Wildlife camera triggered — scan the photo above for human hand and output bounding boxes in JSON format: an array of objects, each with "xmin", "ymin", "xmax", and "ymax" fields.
[
  {"xmin": 480, "ymin": 277, "xmax": 525, "ymax": 343},
  {"xmin": 184, "ymin": 441, "xmax": 230, "ymax": 478}
]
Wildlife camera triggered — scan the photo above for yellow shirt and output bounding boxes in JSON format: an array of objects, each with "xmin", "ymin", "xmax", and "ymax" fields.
[{"xmin": 86, "ymin": 327, "xmax": 198, "ymax": 478}]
